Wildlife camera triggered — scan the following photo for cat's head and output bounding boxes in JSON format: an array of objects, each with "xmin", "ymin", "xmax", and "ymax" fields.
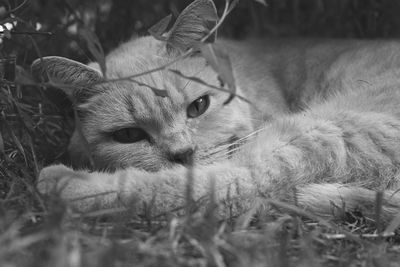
[{"xmin": 31, "ymin": 36, "xmax": 253, "ymax": 171}]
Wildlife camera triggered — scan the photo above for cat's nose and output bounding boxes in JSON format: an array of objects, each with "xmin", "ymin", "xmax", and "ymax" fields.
[{"xmin": 168, "ymin": 148, "xmax": 195, "ymax": 165}]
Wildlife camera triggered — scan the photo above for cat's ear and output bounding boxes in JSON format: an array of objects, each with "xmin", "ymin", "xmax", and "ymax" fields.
[
  {"xmin": 169, "ymin": 0, "xmax": 218, "ymax": 51},
  {"xmin": 150, "ymin": 0, "xmax": 218, "ymax": 53},
  {"xmin": 31, "ymin": 56, "xmax": 104, "ymax": 102}
]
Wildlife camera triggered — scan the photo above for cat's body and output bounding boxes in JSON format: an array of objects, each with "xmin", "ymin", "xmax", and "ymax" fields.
[{"xmin": 34, "ymin": 36, "xmax": 400, "ymax": 222}]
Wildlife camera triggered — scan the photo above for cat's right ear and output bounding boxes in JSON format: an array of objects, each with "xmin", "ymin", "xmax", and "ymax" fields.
[
  {"xmin": 150, "ymin": 0, "xmax": 218, "ymax": 53},
  {"xmin": 31, "ymin": 56, "xmax": 104, "ymax": 102}
]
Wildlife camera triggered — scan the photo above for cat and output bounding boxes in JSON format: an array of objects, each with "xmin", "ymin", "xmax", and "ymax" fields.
[{"xmin": 32, "ymin": 4, "xmax": 400, "ymax": 223}]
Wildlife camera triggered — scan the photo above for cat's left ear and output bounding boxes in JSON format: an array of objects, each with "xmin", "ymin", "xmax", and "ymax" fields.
[{"xmin": 31, "ymin": 56, "xmax": 104, "ymax": 102}]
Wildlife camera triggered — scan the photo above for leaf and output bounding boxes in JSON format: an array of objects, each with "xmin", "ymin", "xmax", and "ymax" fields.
[
  {"xmin": 227, "ymin": 0, "xmax": 240, "ymax": 13},
  {"xmin": 16, "ymin": 65, "xmax": 35, "ymax": 85},
  {"xmin": 79, "ymin": 28, "xmax": 107, "ymax": 78},
  {"xmin": 169, "ymin": 69, "xmax": 250, "ymax": 104},
  {"xmin": 383, "ymin": 212, "xmax": 400, "ymax": 236},
  {"xmin": 0, "ymin": 129, "xmax": 4, "ymax": 155},
  {"xmin": 200, "ymin": 43, "xmax": 236, "ymax": 104},
  {"xmin": 167, "ymin": 0, "xmax": 218, "ymax": 52},
  {"xmin": 129, "ymin": 79, "xmax": 168, "ymax": 97},
  {"xmin": 0, "ymin": 7, "xmax": 6, "ymax": 19},
  {"xmin": 8, "ymin": 124, "xmax": 27, "ymax": 165},
  {"xmin": 0, "ymin": 17, "xmax": 20, "ymax": 25},
  {"xmin": 2, "ymin": 27, "xmax": 11, "ymax": 39},
  {"xmin": 253, "ymin": 0, "xmax": 267, "ymax": 6},
  {"xmin": 73, "ymin": 108, "xmax": 95, "ymax": 169},
  {"xmin": 148, "ymin": 14, "xmax": 172, "ymax": 41},
  {"xmin": 0, "ymin": 57, "xmax": 16, "ymax": 82},
  {"xmin": 234, "ymin": 200, "xmax": 262, "ymax": 230},
  {"xmin": 12, "ymin": 100, "xmax": 34, "ymax": 132}
]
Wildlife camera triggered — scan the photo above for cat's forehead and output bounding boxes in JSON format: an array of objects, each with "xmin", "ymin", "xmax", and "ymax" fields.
[
  {"xmin": 82, "ymin": 54, "xmax": 219, "ymax": 131},
  {"xmin": 103, "ymin": 52, "xmax": 219, "ymax": 104}
]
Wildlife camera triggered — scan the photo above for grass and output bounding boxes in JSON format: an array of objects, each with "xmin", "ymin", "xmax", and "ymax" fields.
[{"xmin": 2, "ymin": 0, "xmax": 400, "ymax": 266}]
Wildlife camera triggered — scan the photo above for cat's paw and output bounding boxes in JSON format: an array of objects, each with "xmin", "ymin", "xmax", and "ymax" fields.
[
  {"xmin": 37, "ymin": 165, "xmax": 102, "ymax": 211},
  {"xmin": 37, "ymin": 164, "xmax": 78, "ymax": 195}
]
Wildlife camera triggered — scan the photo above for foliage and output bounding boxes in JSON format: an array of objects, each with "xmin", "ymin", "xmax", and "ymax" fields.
[{"xmin": 2, "ymin": 0, "xmax": 400, "ymax": 266}]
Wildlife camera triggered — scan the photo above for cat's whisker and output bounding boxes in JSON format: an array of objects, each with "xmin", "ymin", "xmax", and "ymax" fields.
[
  {"xmin": 199, "ymin": 143, "xmax": 246, "ymax": 163},
  {"xmin": 202, "ymin": 129, "xmax": 263, "ymax": 157},
  {"xmin": 208, "ymin": 147, "xmax": 244, "ymax": 161},
  {"xmin": 230, "ymin": 129, "xmax": 263, "ymax": 145},
  {"xmin": 199, "ymin": 146, "xmax": 232, "ymax": 160}
]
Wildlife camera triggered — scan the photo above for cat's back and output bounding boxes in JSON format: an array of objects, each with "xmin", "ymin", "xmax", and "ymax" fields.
[{"xmin": 220, "ymin": 38, "xmax": 400, "ymax": 110}]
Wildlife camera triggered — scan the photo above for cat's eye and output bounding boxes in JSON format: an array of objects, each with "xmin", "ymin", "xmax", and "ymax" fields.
[
  {"xmin": 187, "ymin": 95, "xmax": 210, "ymax": 118},
  {"xmin": 112, "ymin": 128, "xmax": 149, "ymax": 143}
]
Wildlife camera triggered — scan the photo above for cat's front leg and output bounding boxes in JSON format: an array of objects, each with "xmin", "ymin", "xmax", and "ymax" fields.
[
  {"xmin": 37, "ymin": 162, "xmax": 255, "ymax": 214},
  {"xmin": 37, "ymin": 164, "xmax": 129, "ymax": 211}
]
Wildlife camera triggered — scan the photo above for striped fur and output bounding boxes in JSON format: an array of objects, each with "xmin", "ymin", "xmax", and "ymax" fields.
[{"xmin": 34, "ymin": 37, "xmax": 400, "ymax": 223}]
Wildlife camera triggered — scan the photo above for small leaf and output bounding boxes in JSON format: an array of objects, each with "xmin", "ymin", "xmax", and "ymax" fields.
[
  {"xmin": 9, "ymin": 126, "xmax": 27, "ymax": 165},
  {"xmin": 130, "ymin": 79, "xmax": 168, "ymax": 97},
  {"xmin": 148, "ymin": 14, "xmax": 172, "ymax": 41},
  {"xmin": 73, "ymin": 108, "xmax": 95, "ymax": 169},
  {"xmin": 253, "ymin": 0, "xmax": 267, "ymax": 6},
  {"xmin": 167, "ymin": 0, "xmax": 218, "ymax": 52},
  {"xmin": 383, "ymin": 212, "xmax": 400, "ymax": 236},
  {"xmin": 2, "ymin": 27, "xmax": 11, "ymax": 39},
  {"xmin": 16, "ymin": 65, "xmax": 35, "ymax": 85},
  {"xmin": 0, "ymin": 129, "xmax": 4, "ymax": 155},
  {"xmin": 200, "ymin": 43, "xmax": 236, "ymax": 104},
  {"xmin": 46, "ymin": 76, "xmax": 79, "ymax": 96},
  {"xmin": 79, "ymin": 28, "xmax": 107, "ymax": 78},
  {"xmin": 12, "ymin": 101, "xmax": 35, "ymax": 131},
  {"xmin": 0, "ymin": 57, "xmax": 16, "ymax": 82},
  {"xmin": 227, "ymin": 0, "xmax": 240, "ymax": 13},
  {"xmin": 170, "ymin": 69, "xmax": 211, "ymax": 86},
  {"xmin": 0, "ymin": 7, "xmax": 6, "ymax": 19},
  {"xmin": 169, "ymin": 69, "xmax": 250, "ymax": 104}
]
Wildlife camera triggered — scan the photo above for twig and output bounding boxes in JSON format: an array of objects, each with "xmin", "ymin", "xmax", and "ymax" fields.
[
  {"xmin": 7, "ymin": 30, "xmax": 53, "ymax": 36},
  {"xmin": 5, "ymin": 0, "xmax": 29, "ymax": 16}
]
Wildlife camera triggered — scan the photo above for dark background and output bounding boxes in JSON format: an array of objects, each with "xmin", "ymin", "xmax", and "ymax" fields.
[{"xmin": 4, "ymin": 0, "xmax": 400, "ymax": 66}]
